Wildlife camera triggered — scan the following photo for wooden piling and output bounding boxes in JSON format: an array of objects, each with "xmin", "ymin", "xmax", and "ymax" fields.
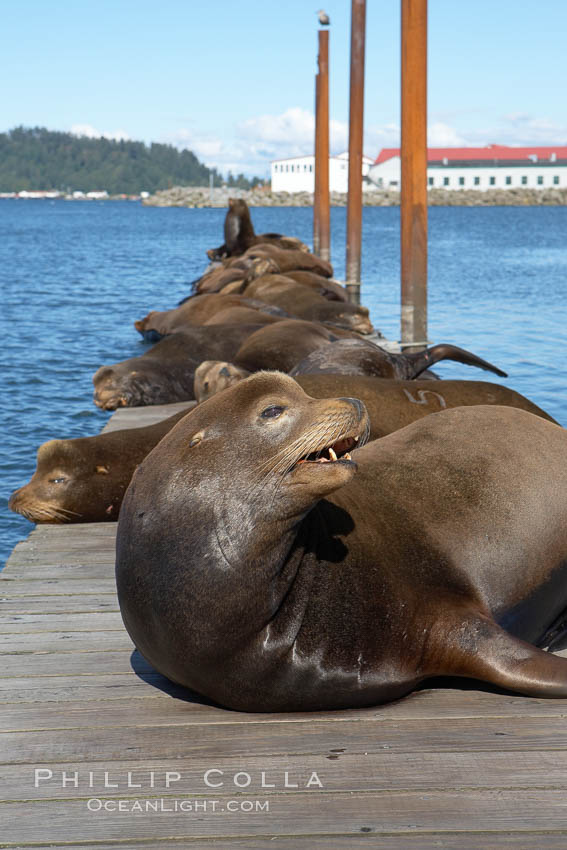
[
  {"xmin": 345, "ymin": 0, "xmax": 367, "ymax": 306},
  {"xmin": 314, "ymin": 29, "xmax": 330, "ymax": 261},
  {"xmin": 400, "ymin": 0, "xmax": 428, "ymax": 352}
]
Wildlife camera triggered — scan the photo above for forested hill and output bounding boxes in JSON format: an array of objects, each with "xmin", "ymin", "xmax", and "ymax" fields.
[{"xmin": 0, "ymin": 127, "xmax": 228, "ymax": 194}]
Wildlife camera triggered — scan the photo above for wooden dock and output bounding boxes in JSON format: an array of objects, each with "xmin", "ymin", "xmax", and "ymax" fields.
[{"xmin": 2, "ymin": 403, "xmax": 567, "ymax": 848}]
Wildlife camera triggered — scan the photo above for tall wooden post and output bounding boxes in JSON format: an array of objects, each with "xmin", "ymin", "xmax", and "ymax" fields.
[
  {"xmin": 314, "ymin": 29, "xmax": 330, "ymax": 261},
  {"xmin": 345, "ymin": 0, "xmax": 366, "ymax": 305},
  {"xmin": 400, "ymin": 0, "xmax": 428, "ymax": 351},
  {"xmin": 313, "ymin": 73, "xmax": 321, "ymax": 256}
]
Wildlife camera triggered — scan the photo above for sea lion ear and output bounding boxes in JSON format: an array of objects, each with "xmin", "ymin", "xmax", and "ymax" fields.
[{"xmin": 96, "ymin": 465, "xmax": 110, "ymax": 475}]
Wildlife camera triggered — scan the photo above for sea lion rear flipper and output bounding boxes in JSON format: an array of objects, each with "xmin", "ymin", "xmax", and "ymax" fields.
[
  {"xmin": 431, "ymin": 612, "xmax": 567, "ymax": 698},
  {"xmin": 407, "ymin": 344, "xmax": 508, "ymax": 379}
]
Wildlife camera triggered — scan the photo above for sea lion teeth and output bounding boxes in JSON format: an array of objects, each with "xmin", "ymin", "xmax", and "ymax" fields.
[
  {"xmin": 344, "ymin": 452, "xmax": 352, "ymax": 460},
  {"xmin": 329, "ymin": 447, "xmax": 338, "ymax": 461}
]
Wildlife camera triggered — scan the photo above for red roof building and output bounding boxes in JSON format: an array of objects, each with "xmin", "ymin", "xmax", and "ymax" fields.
[{"xmin": 369, "ymin": 145, "xmax": 567, "ymax": 190}]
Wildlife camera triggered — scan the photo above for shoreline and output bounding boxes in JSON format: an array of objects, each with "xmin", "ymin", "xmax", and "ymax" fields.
[{"xmin": 142, "ymin": 185, "xmax": 567, "ymax": 208}]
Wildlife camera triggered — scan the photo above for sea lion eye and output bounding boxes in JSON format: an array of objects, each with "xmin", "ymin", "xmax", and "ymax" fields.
[
  {"xmin": 49, "ymin": 477, "xmax": 66, "ymax": 484},
  {"xmin": 261, "ymin": 405, "xmax": 285, "ymax": 419}
]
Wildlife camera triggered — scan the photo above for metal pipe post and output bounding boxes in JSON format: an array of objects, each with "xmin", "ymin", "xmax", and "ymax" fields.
[
  {"xmin": 400, "ymin": 0, "xmax": 428, "ymax": 351},
  {"xmin": 345, "ymin": 0, "xmax": 366, "ymax": 305}
]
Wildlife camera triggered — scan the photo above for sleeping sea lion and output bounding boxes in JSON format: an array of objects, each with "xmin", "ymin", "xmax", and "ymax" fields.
[
  {"xmin": 244, "ymin": 277, "xmax": 373, "ymax": 335},
  {"xmin": 93, "ymin": 324, "xmax": 264, "ymax": 409},
  {"xmin": 134, "ymin": 294, "xmax": 288, "ymax": 339},
  {"xmin": 9, "ymin": 407, "xmax": 194, "ymax": 523},
  {"xmin": 193, "ymin": 364, "xmax": 557, "ymax": 431},
  {"xmin": 116, "ymin": 372, "xmax": 567, "ymax": 711},
  {"xmin": 289, "ymin": 338, "xmax": 507, "ymax": 380}
]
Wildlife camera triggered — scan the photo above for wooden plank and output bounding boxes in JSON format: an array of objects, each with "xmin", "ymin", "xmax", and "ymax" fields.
[
  {"xmin": 2, "ymin": 751, "xmax": 567, "ymax": 803},
  {"xmin": 4, "ymin": 715, "xmax": 567, "ymax": 764},
  {"xmin": 5, "ymin": 837, "xmax": 567, "ymax": 850},
  {"xmin": 102, "ymin": 401, "xmax": 195, "ymax": 433},
  {"xmin": 3, "ymin": 684, "xmax": 567, "ymax": 727},
  {"xmin": 0, "ymin": 648, "xmax": 144, "ymax": 677},
  {"xmin": 0, "ymin": 594, "xmax": 119, "ymax": 614},
  {"xmin": 0, "ymin": 612, "xmax": 123, "ymax": 632},
  {"xmin": 0, "ymin": 579, "xmax": 118, "ymax": 595},
  {"xmin": 3, "ymin": 790, "xmax": 567, "ymax": 844},
  {"xmin": 1, "ymin": 563, "xmax": 116, "ymax": 580},
  {"xmin": 0, "ymin": 630, "xmax": 132, "ymax": 653}
]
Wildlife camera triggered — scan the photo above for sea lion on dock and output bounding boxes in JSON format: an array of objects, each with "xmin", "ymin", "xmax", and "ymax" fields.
[
  {"xmin": 8, "ymin": 407, "xmax": 194, "ymax": 524},
  {"xmin": 134, "ymin": 294, "xmax": 288, "ymax": 339},
  {"xmin": 93, "ymin": 324, "xmax": 263, "ymax": 409},
  {"xmin": 116, "ymin": 372, "xmax": 567, "ymax": 711},
  {"xmin": 193, "ymin": 365, "xmax": 557, "ymax": 430},
  {"xmin": 244, "ymin": 277, "xmax": 373, "ymax": 334},
  {"xmin": 233, "ymin": 244, "xmax": 334, "ymax": 278},
  {"xmin": 289, "ymin": 338, "xmax": 507, "ymax": 380},
  {"xmin": 281, "ymin": 270, "xmax": 348, "ymax": 302},
  {"xmin": 233, "ymin": 319, "xmax": 353, "ymax": 374},
  {"xmin": 207, "ymin": 198, "xmax": 309, "ymax": 260}
]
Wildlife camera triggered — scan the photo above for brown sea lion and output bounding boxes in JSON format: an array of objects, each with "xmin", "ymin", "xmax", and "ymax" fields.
[
  {"xmin": 193, "ymin": 364, "xmax": 557, "ymax": 429},
  {"xmin": 202, "ymin": 307, "xmax": 282, "ymax": 326},
  {"xmin": 207, "ymin": 198, "xmax": 309, "ymax": 260},
  {"xmin": 9, "ymin": 407, "xmax": 194, "ymax": 524},
  {"xmin": 281, "ymin": 270, "xmax": 348, "ymax": 302},
  {"xmin": 232, "ymin": 245, "xmax": 334, "ymax": 278},
  {"xmin": 116, "ymin": 372, "xmax": 567, "ymax": 712},
  {"xmin": 289, "ymin": 338, "xmax": 507, "ymax": 380},
  {"xmin": 233, "ymin": 319, "xmax": 353, "ymax": 374},
  {"xmin": 193, "ymin": 257, "xmax": 279, "ymax": 296},
  {"xmin": 194, "ymin": 361, "xmax": 251, "ymax": 402},
  {"xmin": 244, "ymin": 276, "xmax": 373, "ymax": 334},
  {"xmin": 93, "ymin": 324, "xmax": 264, "ymax": 409},
  {"xmin": 134, "ymin": 294, "xmax": 288, "ymax": 339}
]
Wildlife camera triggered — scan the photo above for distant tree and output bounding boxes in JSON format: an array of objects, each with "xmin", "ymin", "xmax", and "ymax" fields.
[{"xmin": 0, "ymin": 127, "xmax": 261, "ymax": 194}]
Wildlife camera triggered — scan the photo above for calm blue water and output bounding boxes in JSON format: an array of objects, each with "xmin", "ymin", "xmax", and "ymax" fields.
[{"xmin": 1, "ymin": 200, "xmax": 566, "ymax": 565}]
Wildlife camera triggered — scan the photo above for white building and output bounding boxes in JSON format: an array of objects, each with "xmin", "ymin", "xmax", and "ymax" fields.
[
  {"xmin": 271, "ymin": 151, "xmax": 374, "ymax": 193},
  {"xmin": 368, "ymin": 145, "xmax": 567, "ymax": 191}
]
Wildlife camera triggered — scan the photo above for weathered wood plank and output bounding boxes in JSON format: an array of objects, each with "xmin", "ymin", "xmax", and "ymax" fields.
[
  {"xmin": 3, "ymin": 790, "xmax": 567, "ymax": 844},
  {"xmin": 0, "ymin": 612, "xmax": 123, "ymax": 633},
  {"xmin": 2, "ymin": 684, "xmax": 567, "ymax": 725},
  {"xmin": 0, "ymin": 594, "xmax": 119, "ymax": 614},
  {"xmin": 1, "ymin": 563, "xmax": 116, "ymax": 580},
  {"xmin": 2, "ymin": 751, "xmax": 567, "ymax": 803},
  {"xmin": 0, "ymin": 648, "xmax": 141, "ymax": 677},
  {"xmin": 5, "ymin": 837, "xmax": 567, "ymax": 850},
  {"xmin": 0, "ymin": 579, "xmax": 117, "ymax": 595},
  {"xmin": 101, "ymin": 401, "xmax": 195, "ymax": 433},
  {"xmin": 4, "ymin": 715, "xmax": 567, "ymax": 764},
  {"xmin": 0, "ymin": 630, "xmax": 132, "ymax": 653}
]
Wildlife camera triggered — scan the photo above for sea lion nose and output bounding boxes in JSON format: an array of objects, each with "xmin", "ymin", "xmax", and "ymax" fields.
[{"xmin": 338, "ymin": 397, "xmax": 366, "ymax": 419}]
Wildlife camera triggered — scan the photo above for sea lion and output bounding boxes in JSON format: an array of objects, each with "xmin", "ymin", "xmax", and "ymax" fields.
[
  {"xmin": 233, "ymin": 319, "xmax": 354, "ymax": 374},
  {"xmin": 134, "ymin": 294, "xmax": 288, "ymax": 339},
  {"xmin": 193, "ymin": 365, "xmax": 557, "ymax": 429},
  {"xmin": 207, "ymin": 198, "xmax": 309, "ymax": 260},
  {"xmin": 9, "ymin": 407, "xmax": 193, "ymax": 524},
  {"xmin": 192, "ymin": 257, "xmax": 279, "ymax": 297},
  {"xmin": 93, "ymin": 324, "xmax": 264, "ymax": 409},
  {"xmin": 280, "ymin": 270, "xmax": 348, "ymax": 302},
  {"xmin": 203, "ymin": 307, "xmax": 282, "ymax": 326},
  {"xmin": 231, "ymin": 245, "xmax": 334, "ymax": 278},
  {"xmin": 289, "ymin": 338, "xmax": 507, "ymax": 380},
  {"xmin": 244, "ymin": 277, "xmax": 373, "ymax": 334},
  {"xmin": 116, "ymin": 372, "xmax": 567, "ymax": 712},
  {"xmin": 194, "ymin": 361, "xmax": 251, "ymax": 402}
]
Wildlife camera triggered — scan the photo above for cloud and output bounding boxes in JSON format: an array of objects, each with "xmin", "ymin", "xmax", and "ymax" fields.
[
  {"xmin": 164, "ymin": 108, "xmax": 567, "ymax": 179},
  {"xmin": 70, "ymin": 123, "xmax": 130, "ymax": 142}
]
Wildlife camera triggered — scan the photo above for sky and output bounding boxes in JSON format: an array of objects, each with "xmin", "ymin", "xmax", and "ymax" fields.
[{"xmin": 3, "ymin": 0, "xmax": 567, "ymax": 178}]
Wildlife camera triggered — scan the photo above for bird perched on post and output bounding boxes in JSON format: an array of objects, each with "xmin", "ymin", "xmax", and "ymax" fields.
[{"xmin": 317, "ymin": 9, "xmax": 330, "ymax": 26}]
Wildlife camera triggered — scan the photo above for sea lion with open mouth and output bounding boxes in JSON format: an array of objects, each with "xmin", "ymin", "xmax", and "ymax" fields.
[{"xmin": 116, "ymin": 372, "xmax": 567, "ymax": 712}]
